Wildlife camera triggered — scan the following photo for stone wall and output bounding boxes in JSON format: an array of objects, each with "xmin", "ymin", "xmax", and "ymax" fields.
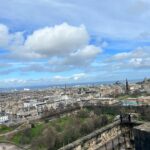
[
  {"xmin": 59, "ymin": 121, "xmax": 130, "ymax": 150},
  {"xmin": 133, "ymin": 122, "xmax": 150, "ymax": 150}
]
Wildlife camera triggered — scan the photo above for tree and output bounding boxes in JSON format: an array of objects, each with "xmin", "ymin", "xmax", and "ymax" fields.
[
  {"xmin": 80, "ymin": 118, "xmax": 94, "ymax": 134},
  {"xmin": 77, "ymin": 109, "xmax": 89, "ymax": 118},
  {"xmin": 63, "ymin": 125, "xmax": 80, "ymax": 144},
  {"xmin": 19, "ymin": 128, "xmax": 32, "ymax": 144},
  {"xmin": 100, "ymin": 115, "xmax": 108, "ymax": 126},
  {"xmin": 31, "ymin": 127, "xmax": 57, "ymax": 150},
  {"xmin": 93, "ymin": 116, "xmax": 102, "ymax": 129}
]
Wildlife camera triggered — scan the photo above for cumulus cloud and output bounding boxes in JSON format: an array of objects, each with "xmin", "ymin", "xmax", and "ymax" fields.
[
  {"xmin": 24, "ymin": 23, "xmax": 89, "ymax": 56},
  {"xmin": 0, "ymin": 23, "xmax": 101, "ymax": 59},
  {"xmin": 108, "ymin": 47, "xmax": 150, "ymax": 69},
  {"xmin": 1, "ymin": 0, "xmax": 150, "ymax": 87},
  {"xmin": 129, "ymin": 57, "xmax": 150, "ymax": 68},
  {"xmin": 0, "ymin": 24, "xmax": 24, "ymax": 49},
  {"xmin": 18, "ymin": 44, "xmax": 101, "ymax": 73},
  {"xmin": 2, "ymin": 23, "xmax": 92, "ymax": 59},
  {"xmin": 64, "ymin": 45, "xmax": 101, "ymax": 67},
  {"xmin": 0, "ymin": 23, "xmax": 102, "ymax": 73},
  {"xmin": 109, "ymin": 47, "xmax": 149, "ymax": 60},
  {"xmin": 0, "ymin": 24, "xmax": 9, "ymax": 47}
]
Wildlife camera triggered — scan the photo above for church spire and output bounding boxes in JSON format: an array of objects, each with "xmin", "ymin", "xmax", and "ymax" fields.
[{"xmin": 126, "ymin": 78, "xmax": 130, "ymax": 94}]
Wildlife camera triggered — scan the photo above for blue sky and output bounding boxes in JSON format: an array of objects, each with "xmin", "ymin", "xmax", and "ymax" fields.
[{"xmin": 0, "ymin": 0, "xmax": 150, "ymax": 87}]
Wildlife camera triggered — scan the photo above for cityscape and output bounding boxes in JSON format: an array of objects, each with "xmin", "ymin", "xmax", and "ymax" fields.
[
  {"xmin": 0, "ymin": 78, "xmax": 149, "ymax": 149},
  {"xmin": 0, "ymin": 0, "xmax": 150, "ymax": 150}
]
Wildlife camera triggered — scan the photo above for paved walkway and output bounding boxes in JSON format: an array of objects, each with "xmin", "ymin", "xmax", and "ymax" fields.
[{"xmin": 0, "ymin": 143, "xmax": 22, "ymax": 150}]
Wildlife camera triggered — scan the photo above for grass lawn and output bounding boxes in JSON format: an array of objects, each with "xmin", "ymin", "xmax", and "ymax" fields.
[
  {"xmin": 12, "ymin": 123, "xmax": 44, "ymax": 144},
  {"xmin": 0, "ymin": 125, "xmax": 12, "ymax": 134}
]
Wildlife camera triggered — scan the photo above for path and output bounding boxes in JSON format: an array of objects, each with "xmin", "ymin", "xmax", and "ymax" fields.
[{"xmin": 0, "ymin": 143, "xmax": 22, "ymax": 150}]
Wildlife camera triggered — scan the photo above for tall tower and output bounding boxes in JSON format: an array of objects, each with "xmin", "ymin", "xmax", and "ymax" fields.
[
  {"xmin": 64, "ymin": 84, "xmax": 66, "ymax": 95},
  {"xmin": 125, "ymin": 78, "xmax": 130, "ymax": 94}
]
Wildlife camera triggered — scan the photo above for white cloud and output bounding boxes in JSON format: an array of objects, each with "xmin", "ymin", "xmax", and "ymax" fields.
[
  {"xmin": 0, "ymin": 23, "xmax": 102, "ymax": 72},
  {"xmin": 2, "ymin": 78, "xmax": 27, "ymax": 84},
  {"xmin": 0, "ymin": 73, "xmax": 87, "ymax": 87},
  {"xmin": 129, "ymin": 57, "xmax": 150, "ymax": 68},
  {"xmin": 129, "ymin": 58, "xmax": 143, "ymax": 66},
  {"xmin": 72, "ymin": 73, "xmax": 86, "ymax": 80},
  {"xmin": 23, "ymin": 23, "xmax": 89, "ymax": 57},
  {"xmin": 71, "ymin": 45, "xmax": 101, "ymax": 58},
  {"xmin": 1, "ymin": 0, "xmax": 150, "ymax": 86},
  {"xmin": 110, "ymin": 47, "xmax": 150, "ymax": 61},
  {"xmin": 53, "ymin": 73, "xmax": 87, "ymax": 82},
  {"xmin": 2, "ymin": 0, "xmax": 150, "ymax": 39},
  {"xmin": 108, "ymin": 47, "xmax": 150, "ymax": 69},
  {"xmin": 0, "ymin": 24, "xmax": 24, "ymax": 49},
  {"xmin": 64, "ymin": 45, "xmax": 101, "ymax": 67},
  {"xmin": 0, "ymin": 24, "xmax": 9, "ymax": 47},
  {"xmin": 0, "ymin": 23, "xmax": 101, "ymax": 60},
  {"xmin": 111, "ymin": 52, "xmax": 130, "ymax": 60}
]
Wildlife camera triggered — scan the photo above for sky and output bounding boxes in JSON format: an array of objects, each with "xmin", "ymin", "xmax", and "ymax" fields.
[{"xmin": 0, "ymin": 0, "xmax": 150, "ymax": 87}]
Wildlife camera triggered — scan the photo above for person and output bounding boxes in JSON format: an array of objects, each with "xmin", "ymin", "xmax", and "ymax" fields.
[
  {"xmin": 128, "ymin": 114, "xmax": 131, "ymax": 122},
  {"xmin": 120, "ymin": 114, "xmax": 123, "ymax": 123}
]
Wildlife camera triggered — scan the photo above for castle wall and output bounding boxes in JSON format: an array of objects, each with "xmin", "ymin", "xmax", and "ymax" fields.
[
  {"xmin": 133, "ymin": 123, "xmax": 150, "ymax": 150},
  {"xmin": 59, "ymin": 121, "xmax": 130, "ymax": 150}
]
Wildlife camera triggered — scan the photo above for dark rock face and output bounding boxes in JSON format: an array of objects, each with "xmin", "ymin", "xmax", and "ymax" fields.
[{"xmin": 133, "ymin": 123, "xmax": 150, "ymax": 150}]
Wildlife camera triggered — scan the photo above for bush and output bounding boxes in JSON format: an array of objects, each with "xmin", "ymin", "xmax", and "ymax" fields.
[
  {"xmin": 31, "ymin": 127, "xmax": 57, "ymax": 150},
  {"xmin": 80, "ymin": 118, "xmax": 94, "ymax": 134},
  {"xmin": 19, "ymin": 128, "xmax": 32, "ymax": 144},
  {"xmin": 77, "ymin": 109, "xmax": 89, "ymax": 118},
  {"xmin": 63, "ymin": 125, "xmax": 81, "ymax": 144}
]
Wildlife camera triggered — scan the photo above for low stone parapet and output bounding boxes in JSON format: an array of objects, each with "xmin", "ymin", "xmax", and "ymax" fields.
[{"xmin": 59, "ymin": 121, "xmax": 123, "ymax": 150}]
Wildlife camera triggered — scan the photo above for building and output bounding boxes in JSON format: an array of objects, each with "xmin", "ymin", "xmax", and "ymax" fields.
[{"xmin": 0, "ymin": 115, "xmax": 9, "ymax": 124}]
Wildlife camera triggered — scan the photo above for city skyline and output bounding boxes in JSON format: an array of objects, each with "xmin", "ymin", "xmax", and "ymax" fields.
[{"xmin": 0, "ymin": 0, "xmax": 150, "ymax": 87}]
